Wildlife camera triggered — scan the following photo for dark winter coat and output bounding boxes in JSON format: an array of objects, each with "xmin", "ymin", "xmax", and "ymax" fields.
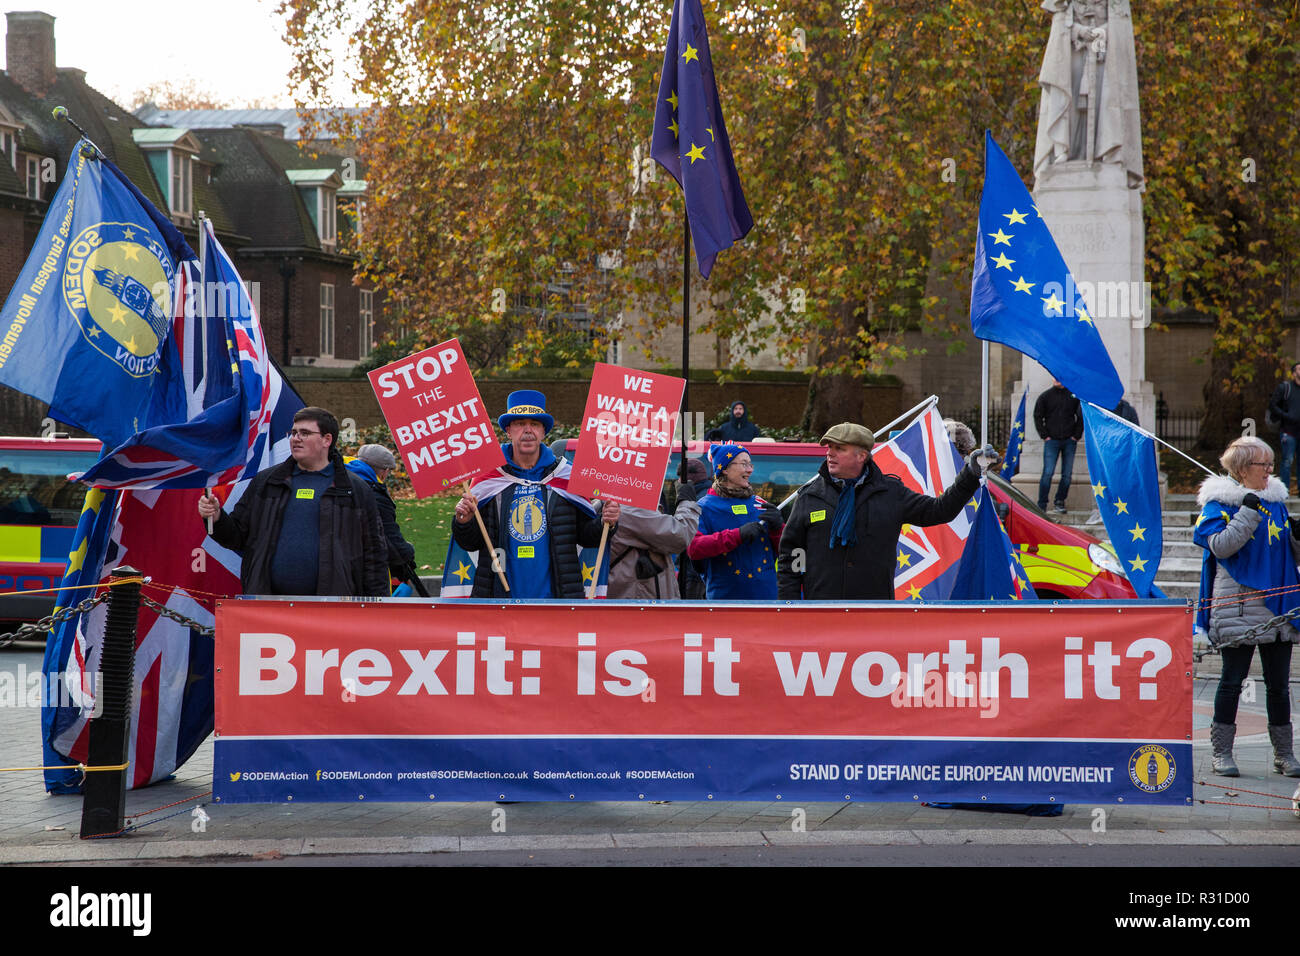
[
  {"xmin": 346, "ymin": 459, "xmax": 416, "ymax": 575},
  {"xmin": 211, "ymin": 455, "xmax": 389, "ymax": 597},
  {"xmin": 451, "ymin": 456, "xmax": 607, "ymax": 598},
  {"xmin": 777, "ymin": 459, "xmax": 980, "ymax": 600},
  {"xmin": 1033, "ymin": 386, "xmax": 1083, "ymax": 441},
  {"xmin": 706, "ymin": 401, "xmax": 761, "ymax": 443},
  {"xmin": 1268, "ymin": 380, "xmax": 1300, "ymax": 436}
]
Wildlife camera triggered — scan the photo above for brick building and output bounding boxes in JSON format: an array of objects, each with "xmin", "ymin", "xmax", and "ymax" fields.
[{"xmin": 0, "ymin": 10, "xmax": 386, "ymax": 433}]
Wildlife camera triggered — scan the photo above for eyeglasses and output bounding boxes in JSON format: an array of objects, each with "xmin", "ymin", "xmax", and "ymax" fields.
[
  {"xmin": 1248, "ymin": 460, "xmax": 1273, "ymax": 468},
  {"xmin": 287, "ymin": 428, "xmax": 322, "ymax": 439}
]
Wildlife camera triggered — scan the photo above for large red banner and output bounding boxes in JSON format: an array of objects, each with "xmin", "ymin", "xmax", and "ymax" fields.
[
  {"xmin": 367, "ymin": 339, "xmax": 504, "ymax": 496},
  {"xmin": 567, "ymin": 363, "xmax": 684, "ymax": 508},
  {"xmin": 214, "ymin": 600, "xmax": 1193, "ymax": 804}
]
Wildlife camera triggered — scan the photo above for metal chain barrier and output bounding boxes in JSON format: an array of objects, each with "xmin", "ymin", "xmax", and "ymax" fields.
[
  {"xmin": 139, "ymin": 595, "xmax": 214, "ymax": 637},
  {"xmin": 0, "ymin": 590, "xmax": 112, "ymax": 649}
]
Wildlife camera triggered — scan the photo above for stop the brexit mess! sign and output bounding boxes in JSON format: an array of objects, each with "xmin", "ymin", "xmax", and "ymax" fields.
[
  {"xmin": 214, "ymin": 599, "xmax": 1192, "ymax": 805},
  {"xmin": 566, "ymin": 363, "xmax": 685, "ymax": 509},
  {"xmin": 367, "ymin": 339, "xmax": 504, "ymax": 497}
]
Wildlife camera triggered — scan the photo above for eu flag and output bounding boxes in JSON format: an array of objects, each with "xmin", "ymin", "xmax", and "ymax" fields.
[
  {"xmin": 1000, "ymin": 390, "xmax": 1027, "ymax": 480},
  {"xmin": 970, "ymin": 131, "xmax": 1123, "ymax": 409},
  {"xmin": 650, "ymin": 0, "xmax": 752, "ymax": 278},
  {"xmin": 950, "ymin": 484, "xmax": 1037, "ymax": 601},
  {"xmin": 1080, "ymin": 402, "xmax": 1164, "ymax": 598},
  {"xmin": 0, "ymin": 141, "xmax": 197, "ymax": 448}
]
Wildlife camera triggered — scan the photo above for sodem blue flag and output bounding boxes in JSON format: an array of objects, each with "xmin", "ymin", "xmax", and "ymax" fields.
[
  {"xmin": 650, "ymin": 0, "xmax": 752, "ymax": 278},
  {"xmin": 0, "ymin": 140, "xmax": 196, "ymax": 448},
  {"xmin": 1080, "ymin": 402, "xmax": 1164, "ymax": 598},
  {"xmin": 970, "ymin": 131, "xmax": 1123, "ymax": 409}
]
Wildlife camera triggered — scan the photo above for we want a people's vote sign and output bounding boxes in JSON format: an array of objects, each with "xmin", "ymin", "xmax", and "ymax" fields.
[
  {"xmin": 367, "ymin": 338, "xmax": 504, "ymax": 497},
  {"xmin": 567, "ymin": 363, "xmax": 685, "ymax": 510}
]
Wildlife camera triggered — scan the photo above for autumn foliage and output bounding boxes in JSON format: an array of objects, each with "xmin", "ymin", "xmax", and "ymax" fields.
[{"xmin": 278, "ymin": 0, "xmax": 1298, "ymax": 440}]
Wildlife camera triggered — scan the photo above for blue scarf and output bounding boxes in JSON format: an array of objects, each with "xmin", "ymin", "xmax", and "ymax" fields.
[
  {"xmin": 829, "ymin": 475, "xmax": 859, "ymax": 548},
  {"xmin": 504, "ymin": 442, "xmax": 557, "ymax": 482}
]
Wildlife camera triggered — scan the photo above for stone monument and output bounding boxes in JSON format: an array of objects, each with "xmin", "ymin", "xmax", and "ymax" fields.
[{"xmin": 1012, "ymin": 0, "xmax": 1157, "ymax": 512}]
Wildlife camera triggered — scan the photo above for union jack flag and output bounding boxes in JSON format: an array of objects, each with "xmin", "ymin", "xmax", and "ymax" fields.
[
  {"xmin": 75, "ymin": 220, "xmax": 290, "ymax": 490},
  {"xmin": 871, "ymin": 404, "xmax": 975, "ymax": 601},
  {"xmin": 42, "ymin": 220, "xmax": 301, "ymax": 792}
]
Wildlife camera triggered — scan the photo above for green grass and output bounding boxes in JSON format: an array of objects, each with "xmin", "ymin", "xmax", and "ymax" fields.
[{"xmin": 394, "ymin": 494, "xmax": 460, "ymax": 575}]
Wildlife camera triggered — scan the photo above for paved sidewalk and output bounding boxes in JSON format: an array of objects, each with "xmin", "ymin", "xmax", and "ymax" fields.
[{"xmin": 2, "ymin": 645, "xmax": 1298, "ymax": 864}]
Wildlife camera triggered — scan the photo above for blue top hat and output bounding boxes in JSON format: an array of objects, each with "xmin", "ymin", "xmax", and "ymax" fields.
[{"xmin": 498, "ymin": 389, "xmax": 554, "ymax": 434}]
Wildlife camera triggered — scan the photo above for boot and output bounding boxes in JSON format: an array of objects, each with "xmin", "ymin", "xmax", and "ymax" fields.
[
  {"xmin": 1268, "ymin": 723, "xmax": 1300, "ymax": 777},
  {"xmin": 1210, "ymin": 721, "xmax": 1239, "ymax": 777}
]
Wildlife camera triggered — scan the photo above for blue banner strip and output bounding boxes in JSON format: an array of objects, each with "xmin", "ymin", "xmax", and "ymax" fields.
[{"xmin": 215, "ymin": 737, "xmax": 1191, "ymax": 805}]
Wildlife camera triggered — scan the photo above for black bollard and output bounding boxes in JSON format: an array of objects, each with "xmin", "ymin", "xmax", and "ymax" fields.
[{"xmin": 79, "ymin": 566, "xmax": 141, "ymax": 838}]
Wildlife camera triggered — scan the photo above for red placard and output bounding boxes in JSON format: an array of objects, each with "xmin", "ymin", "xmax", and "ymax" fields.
[
  {"xmin": 567, "ymin": 363, "xmax": 685, "ymax": 508},
  {"xmin": 367, "ymin": 339, "xmax": 504, "ymax": 497}
]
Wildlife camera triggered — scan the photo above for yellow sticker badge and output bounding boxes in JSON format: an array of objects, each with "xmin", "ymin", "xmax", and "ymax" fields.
[
  {"xmin": 731, "ymin": 504, "xmax": 748, "ymax": 515},
  {"xmin": 810, "ymin": 510, "xmax": 826, "ymax": 523},
  {"xmin": 295, "ymin": 488, "xmax": 315, "ymax": 500}
]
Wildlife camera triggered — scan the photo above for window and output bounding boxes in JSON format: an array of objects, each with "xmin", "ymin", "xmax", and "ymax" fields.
[
  {"xmin": 319, "ymin": 283, "xmax": 335, "ymax": 357},
  {"xmin": 171, "ymin": 152, "xmax": 192, "ymax": 219},
  {"xmin": 359, "ymin": 290, "xmax": 374, "ymax": 359},
  {"xmin": 319, "ymin": 190, "xmax": 336, "ymax": 249},
  {"xmin": 0, "ymin": 129, "xmax": 15, "ymax": 169},
  {"xmin": 24, "ymin": 154, "xmax": 41, "ymax": 200},
  {"xmin": 132, "ymin": 130, "xmax": 199, "ymax": 223}
]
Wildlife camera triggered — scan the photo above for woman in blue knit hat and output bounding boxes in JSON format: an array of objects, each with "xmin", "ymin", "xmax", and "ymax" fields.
[{"xmin": 686, "ymin": 444, "xmax": 783, "ymax": 599}]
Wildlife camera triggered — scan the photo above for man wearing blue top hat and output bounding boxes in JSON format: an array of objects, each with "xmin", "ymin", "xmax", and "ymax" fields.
[{"xmin": 451, "ymin": 389, "xmax": 619, "ymax": 598}]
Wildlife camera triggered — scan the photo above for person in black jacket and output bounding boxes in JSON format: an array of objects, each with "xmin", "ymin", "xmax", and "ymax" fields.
[
  {"xmin": 1268, "ymin": 363, "xmax": 1300, "ymax": 495},
  {"xmin": 451, "ymin": 390, "xmax": 618, "ymax": 598},
  {"xmin": 346, "ymin": 443, "xmax": 423, "ymax": 593},
  {"xmin": 1033, "ymin": 380, "xmax": 1083, "ymax": 514},
  {"xmin": 705, "ymin": 401, "xmax": 761, "ymax": 442},
  {"xmin": 777, "ymin": 422, "xmax": 988, "ymax": 601},
  {"xmin": 197, "ymin": 406, "xmax": 389, "ymax": 596}
]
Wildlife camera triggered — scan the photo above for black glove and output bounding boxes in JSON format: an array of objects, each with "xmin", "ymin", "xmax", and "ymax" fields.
[
  {"xmin": 1242, "ymin": 492, "xmax": 1261, "ymax": 511},
  {"xmin": 738, "ymin": 521, "xmax": 765, "ymax": 544},
  {"xmin": 675, "ymin": 479, "xmax": 698, "ymax": 503},
  {"xmin": 758, "ymin": 501, "xmax": 783, "ymax": 527},
  {"xmin": 1289, "ymin": 517, "xmax": 1300, "ymax": 540},
  {"xmin": 966, "ymin": 444, "xmax": 1001, "ymax": 476}
]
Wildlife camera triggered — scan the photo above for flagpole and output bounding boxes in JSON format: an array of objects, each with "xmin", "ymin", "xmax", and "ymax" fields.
[
  {"xmin": 980, "ymin": 341, "xmax": 989, "ymax": 449},
  {"xmin": 1085, "ymin": 401, "xmax": 1217, "ymax": 477},
  {"xmin": 680, "ymin": 211, "xmax": 690, "ymax": 482},
  {"xmin": 874, "ymin": 394, "xmax": 939, "ymax": 437}
]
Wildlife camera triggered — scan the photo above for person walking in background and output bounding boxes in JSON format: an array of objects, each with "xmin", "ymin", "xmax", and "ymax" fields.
[
  {"xmin": 1267, "ymin": 362, "xmax": 1300, "ymax": 496},
  {"xmin": 1033, "ymin": 379, "xmax": 1082, "ymax": 514}
]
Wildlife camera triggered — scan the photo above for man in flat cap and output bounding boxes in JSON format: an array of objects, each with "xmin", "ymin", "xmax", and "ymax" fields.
[{"xmin": 778, "ymin": 422, "xmax": 991, "ymax": 600}]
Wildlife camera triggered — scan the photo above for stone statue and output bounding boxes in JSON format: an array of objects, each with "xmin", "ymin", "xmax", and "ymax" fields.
[{"xmin": 1033, "ymin": 0, "xmax": 1144, "ymax": 189}]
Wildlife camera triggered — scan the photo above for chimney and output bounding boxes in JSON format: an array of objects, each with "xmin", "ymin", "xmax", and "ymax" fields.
[{"xmin": 6, "ymin": 11, "xmax": 56, "ymax": 96}]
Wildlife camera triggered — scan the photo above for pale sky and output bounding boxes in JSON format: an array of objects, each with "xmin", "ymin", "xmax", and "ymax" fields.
[{"xmin": 1, "ymin": 1, "xmax": 347, "ymax": 109}]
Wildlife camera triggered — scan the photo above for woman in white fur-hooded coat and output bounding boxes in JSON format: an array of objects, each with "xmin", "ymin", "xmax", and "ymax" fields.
[{"xmin": 1193, "ymin": 436, "xmax": 1300, "ymax": 778}]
